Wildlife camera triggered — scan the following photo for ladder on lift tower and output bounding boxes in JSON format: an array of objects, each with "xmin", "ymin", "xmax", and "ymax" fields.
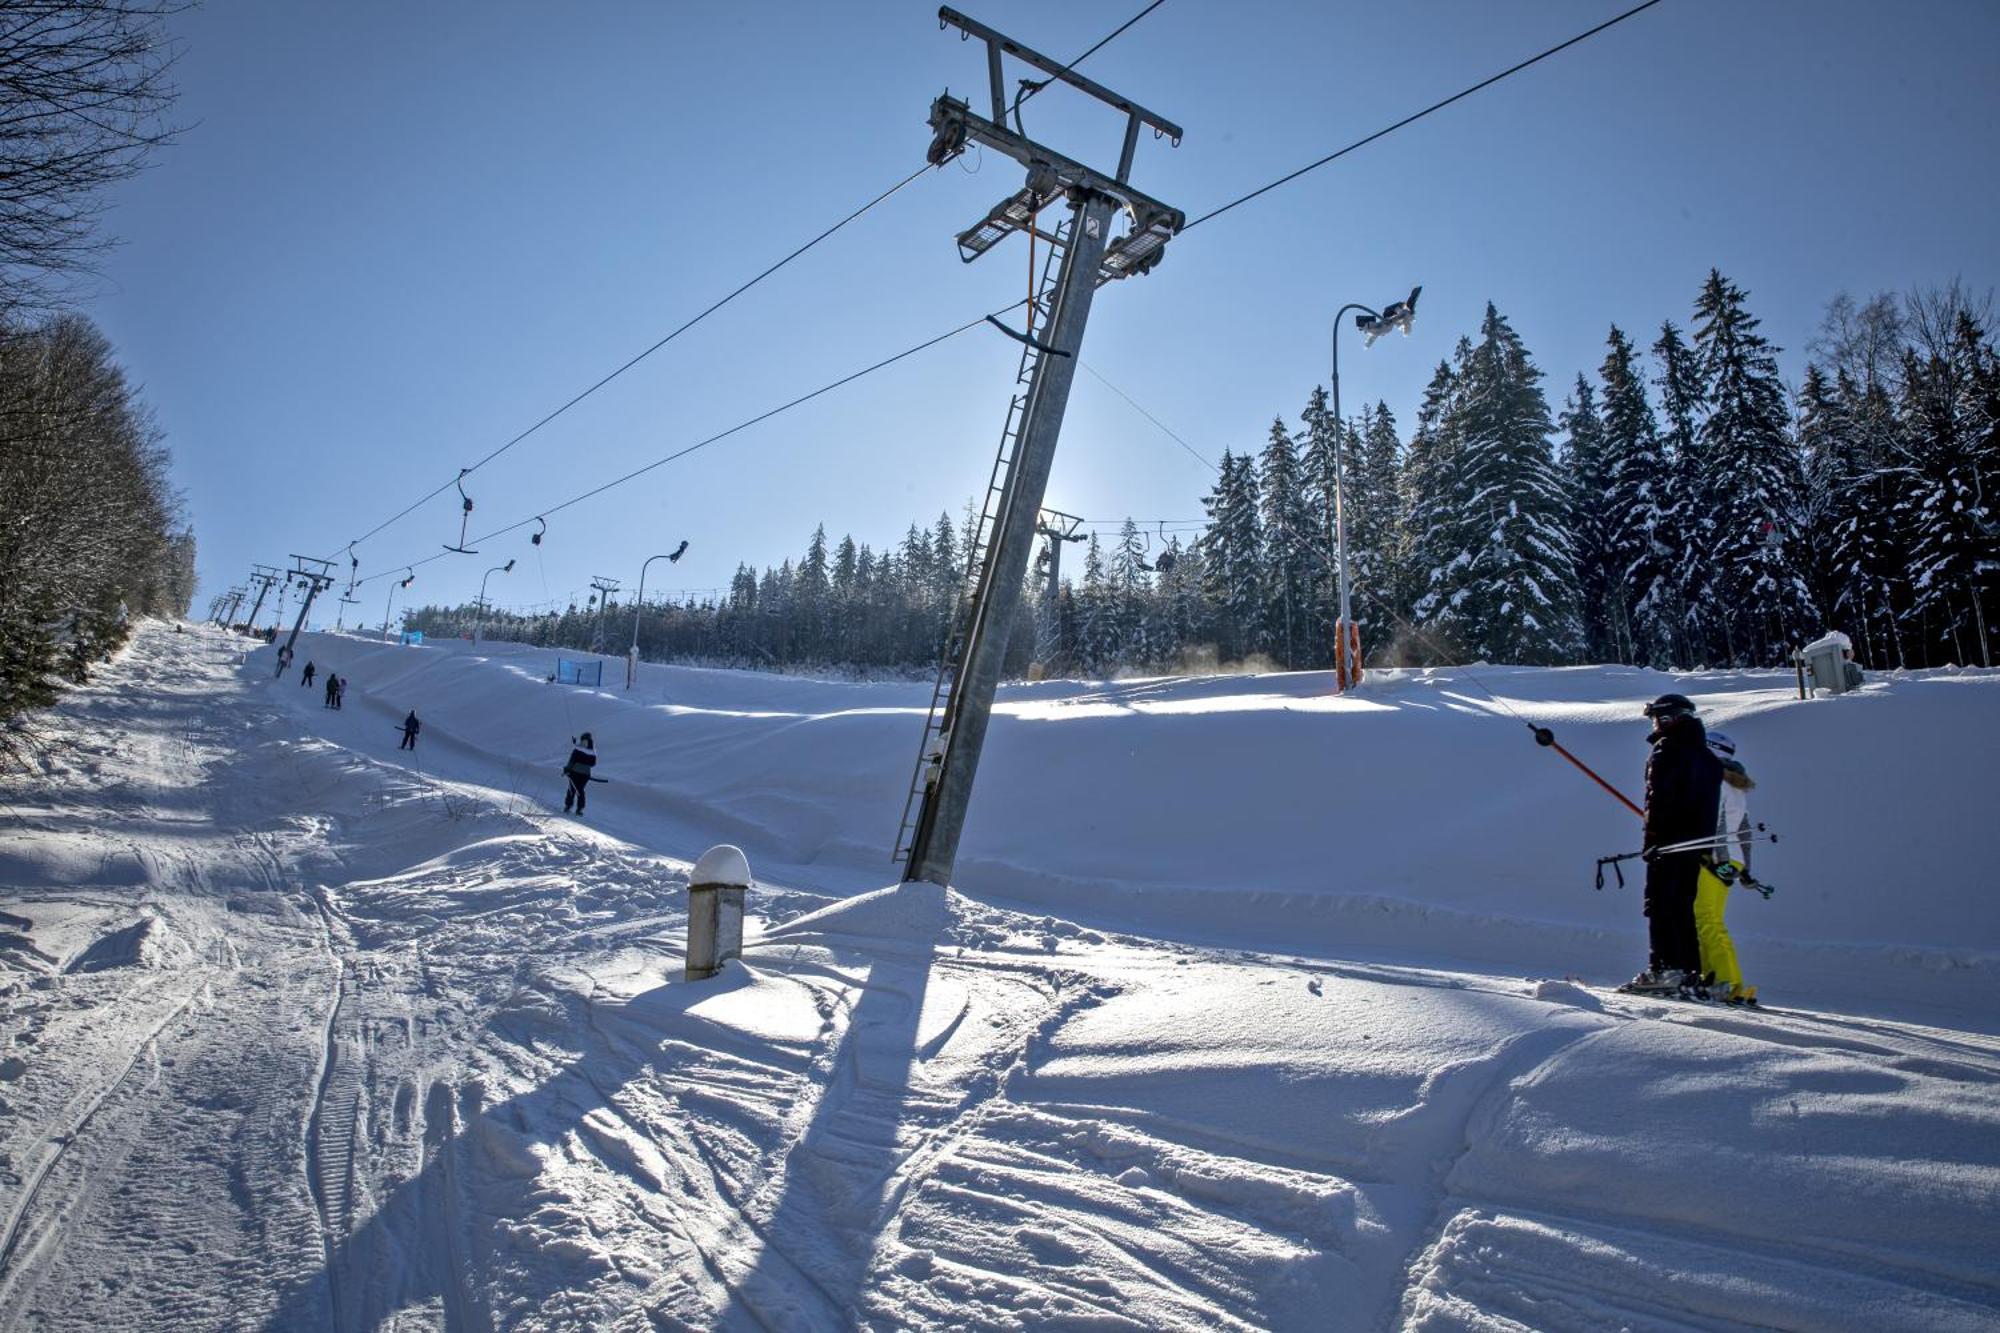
[{"xmin": 892, "ymin": 210, "xmax": 1072, "ymax": 866}]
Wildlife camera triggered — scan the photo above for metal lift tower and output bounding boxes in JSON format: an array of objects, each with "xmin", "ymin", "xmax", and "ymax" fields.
[
  {"xmin": 278, "ymin": 555, "xmax": 337, "ymax": 663},
  {"xmin": 241, "ymin": 565, "xmax": 281, "ymax": 637},
  {"xmin": 1033, "ymin": 508, "xmax": 1088, "ymax": 674},
  {"xmin": 895, "ymin": 7, "xmax": 1183, "ymax": 888}
]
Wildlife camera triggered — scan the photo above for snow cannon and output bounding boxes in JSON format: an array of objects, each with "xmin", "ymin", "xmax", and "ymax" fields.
[{"xmin": 686, "ymin": 845, "xmax": 751, "ymax": 982}]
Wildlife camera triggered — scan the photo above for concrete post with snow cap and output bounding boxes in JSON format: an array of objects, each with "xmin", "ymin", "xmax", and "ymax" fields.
[{"xmin": 686, "ymin": 844, "xmax": 750, "ymax": 982}]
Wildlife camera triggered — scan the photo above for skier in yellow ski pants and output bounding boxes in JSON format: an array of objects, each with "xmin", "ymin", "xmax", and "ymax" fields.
[
  {"xmin": 1696, "ymin": 731, "xmax": 1757, "ymax": 1002},
  {"xmin": 1694, "ymin": 860, "xmax": 1743, "ymax": 993}
]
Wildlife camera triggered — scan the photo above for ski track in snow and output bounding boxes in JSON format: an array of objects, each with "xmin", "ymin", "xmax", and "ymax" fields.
[{"xmin": 0, "ymin": 622, "xmax": 1994, "ymax": 1330}]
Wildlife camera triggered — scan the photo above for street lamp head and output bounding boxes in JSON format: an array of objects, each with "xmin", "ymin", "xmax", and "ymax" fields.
[
  {"xmin": 503, "ymin": 559, "xmax": 516, "ymax": 573},
  {"xmin": 1357, "ymin": 284, "xmax": 1422, "ymax": 348}
]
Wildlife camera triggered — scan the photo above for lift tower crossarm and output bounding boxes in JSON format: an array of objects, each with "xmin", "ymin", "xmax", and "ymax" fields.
[
  {"xmin": 937, "ymin": 5, "xmax": 1183, "ymax": 167},
  {"xmin": 929, "ymin": 95, "xmax": 1183, "ymax": 279}
]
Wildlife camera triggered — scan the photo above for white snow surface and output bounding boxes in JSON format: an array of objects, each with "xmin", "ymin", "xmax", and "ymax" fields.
[{"xmin": 0, "ymin": 623, "xmax": 1993, "ymax": 1330}]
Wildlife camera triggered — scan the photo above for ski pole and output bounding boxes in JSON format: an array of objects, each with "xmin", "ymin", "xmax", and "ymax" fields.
[
  {"xmin": 1649, "ymin": 826, "xmax": 1779, "ymax": 858},
  {"xmin": 1531, "ymin": 724, "xmax": 1643, "ymax": 818}
]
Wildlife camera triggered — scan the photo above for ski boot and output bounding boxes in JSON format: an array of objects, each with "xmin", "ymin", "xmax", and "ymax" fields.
[{"xmin": 1618, "ymin": 969, "xmax": 1681, "ymax": 995}]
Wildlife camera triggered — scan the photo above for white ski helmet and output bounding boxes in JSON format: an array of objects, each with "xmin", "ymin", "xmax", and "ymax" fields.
[{"xmin": 1706, "ymin": 731, "xmax": 1736, "ymax": 758}]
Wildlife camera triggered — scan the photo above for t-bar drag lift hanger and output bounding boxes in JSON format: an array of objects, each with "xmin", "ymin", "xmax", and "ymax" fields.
[
  {"xmin": 444, "ymin": 469, "xmax": 478, "ymax": 554},
  {"xmin": 896, "ymin": 7, "xmax": 1184, "ymax": 889}
]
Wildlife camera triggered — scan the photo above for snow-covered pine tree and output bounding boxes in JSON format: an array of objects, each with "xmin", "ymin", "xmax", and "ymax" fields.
[
  {"xmin": 1156, "ymin": 535, "xmax": 1204, "ymax": 666},
  {"xmin": 1446, "ymin": 304, "xmax": 1582, "ymax": 663},
  {"xmin": 1798, "ymin": 366, "xmax": 1908, "ymax": 666},
  {"xmin": 1648, "ymin": 321, "xmax": 1709, "ymax": 664},
  {"xmin": 1199, "ymin": 449, "xmax": 1264, "ymax": 661},
  {"xmin": 831, "ymin": 534, "xmax": 859, "ymax": 661},
  {"xmin": 1349, "ymin": 401, "xmax": 1406, "ymax": 655},
  {"xmin": 1692, "ymin": 269, "xmax": 1816, "ymax": 663},
  {"xmin": 1558, "ymin": 375, "xmax": 1619, "ymax": 662},
  {"xmin": 1077, "ymin": 532, "xmax": 1111, "ymax": 674},
  {"xmin": 796, "ymin": 524, "xmax": 831, "ymax": 660},
  {"xmin": 1404, "ymin": 353, "xmax": 1466, "ymax": 662},
  {"xmin": 1112, "ymin": 517, "xmax": 1151, "ymax": 664},
  {"xmin": 1898, "ymin": 293, "xmax": 1999, "ymax": 666},
  {"xmin": 1298, "ymin": 385, "xmax": 1340, "ymax": 665},
  {"xmin": 1596, "ymin": 325, "xmax": 1665, "ymax": 665},
  {"xmin": 1259, "ymin": 416, "xmax": 1313, "ymax": 667}
]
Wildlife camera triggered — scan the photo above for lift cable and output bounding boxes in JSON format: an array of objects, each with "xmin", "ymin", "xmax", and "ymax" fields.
[
  {"xmin": 1180, "ymin": 0, "xmax": 1666, "ymax": 234},
  {"xmin": 333, "ymin": 0, "xmax": 1175, "ymax": 567},
  {"xmin": 353, "ymin": 300, "xmax": 1025, "ymax": 589},
  {"xmin": 1011, "ymin": 0, "xmax": 1170, "ymax": 114},
  {"xmin": 335, "ymin": 160, "xmax": 939, "ymax": 559}
]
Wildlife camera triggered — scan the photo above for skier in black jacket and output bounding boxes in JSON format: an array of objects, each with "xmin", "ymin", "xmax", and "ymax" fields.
[
  {"xmin": 1632, "ymin": 693, "xmax": 1724, "ymax": 992},
  {"xmin": 562, "ymin": 733, "xmax": 598, "ymax": 814},
  {"xmin": 399, "ymin": 711, "xmax": 421, "ymax": 750}
]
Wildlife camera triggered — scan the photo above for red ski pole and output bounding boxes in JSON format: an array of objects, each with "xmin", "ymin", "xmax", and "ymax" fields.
[{"xmin": 1531, "ymin": 724, "xmax": 1643, "ymax": 819}]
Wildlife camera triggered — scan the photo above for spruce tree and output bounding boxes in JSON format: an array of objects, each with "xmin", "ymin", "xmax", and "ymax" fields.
[
  {"xmin": 1898, "ymin": 300, "xmax": 2000, "ymax": 666},
  {"xmin": 1200, "ymin": 449, "xmax": 1264, "ymax": 660},
  {"xmin": 1404, "ymin": 354, "xmax": 1465, "ymax": 661},
  {"xmin": 1350, "ymin": 401, "xmax": 1406, "ymax": 652},
  {"xmin": 1298, "ymin": 385, "xmax": 1340, "ymax": 663},
  {"xmin": 1596, "ymin": 325, "xmax": 1665, "ymax": 664},
  {"xmin": 1692, "ymin": 269, "xmax": 1816, "ymax": 663},
  {"xmin": 1258, "ymin": 416, "xmax": 1312, "ymax": 666},
  {"xmin": 1447, "ymin": 304, "xmax": 1582, "ymax": 662},
  {"xmin": 1648, "ymin": 321, "xmax": 1709, "ymax": 663},
  {"xmin": 1558, "ymin": 375, "xmax": 1618, "ymax": 661}
]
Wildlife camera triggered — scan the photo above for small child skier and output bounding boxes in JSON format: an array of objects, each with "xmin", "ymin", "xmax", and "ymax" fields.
[{"xmin": 1693, "ymin": 731, "xmax": 1762, "ymax": 1004}]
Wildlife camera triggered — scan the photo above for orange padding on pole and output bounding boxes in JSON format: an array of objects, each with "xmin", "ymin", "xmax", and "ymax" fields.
[{"xmin": 1334, "ymin": 621, "xmax": 1363, "ymax": 692}]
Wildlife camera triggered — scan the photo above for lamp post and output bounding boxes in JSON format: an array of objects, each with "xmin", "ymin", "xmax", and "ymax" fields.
[
  {"xmin": 382, "ymin": 570, "xmax": 415, "ymax": 643},
  {"xmin": 474, "ymin": 559, "xmax": 514, "ymax": 645},
  {"xmin": 1329, "ymin": 285, "xmax": 1421, "ymax": 691},
  {"xmin": 628, "ymin": 551, "xmax": 682, "ymax": 689}
]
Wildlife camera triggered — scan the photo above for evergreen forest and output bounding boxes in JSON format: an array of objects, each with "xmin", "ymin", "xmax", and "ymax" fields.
[{"xmin": 411, "ymin": 271, "xmax": 1999, "ymax": 678}]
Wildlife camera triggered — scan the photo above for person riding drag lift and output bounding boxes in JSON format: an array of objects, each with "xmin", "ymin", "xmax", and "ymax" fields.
[{"xmin": 1628, "ymin": 693, "xmax": 1724, "ymax": 996}]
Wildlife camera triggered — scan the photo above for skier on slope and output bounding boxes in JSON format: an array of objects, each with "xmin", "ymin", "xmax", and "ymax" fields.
[
  {"xmin": 301, "ymin": 661, "xmax": 316, "ymax": 689},
  {"xmin": 1628, "ymin": 693, "xmax": 1724, "ymax": 996},
  {"xmin": 399, "ymin": 710, "xmax": 421, "ymax": 751},
  {"xmin": 1692, "ymin": 731, "xmax": 1763, "ymax": 1004},
  {"xmin": 323, "ymin": 673, "xmax": 338, "ymax": 709},
  {"xmin": 561, "ymin": 732, "xmax": 598, "ymax": 815}
]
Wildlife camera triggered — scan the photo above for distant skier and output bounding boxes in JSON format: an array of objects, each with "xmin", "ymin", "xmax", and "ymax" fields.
[
  {"xmin": 301, "ymin": 661, "xmax": 316, "ymax": 689},
  {"xmin": 399, "ymin": 710, "xmax": 421, "ymax": 750},
  {"xmin": 1693, "ymin": 731, "xmax": 1762, "ymax": 1004},
  {"xmin": 275, "ymin": 643, "xmax": 294, "ymax": 678},
  {"xmin": 323, "ymin": 674, "xmax": 338, "ymax": 709},
  {"xmin": 561, "ymin": 733, "xmax": 598, "ymax": 815},
  {"xmin": 334, "ymin": 676, "xmax": 347, "ymax": 710},
  {"xmin": 1626, "ymin": 693, "xmax": 1723, "ymax": 996}
]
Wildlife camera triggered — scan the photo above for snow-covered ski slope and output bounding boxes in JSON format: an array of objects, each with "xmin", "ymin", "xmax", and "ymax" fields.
[
  {"xmin": 0, "ymin": 622, "xmax": 1994, "ymax": 1331},
  {"xmin": 285, "ymin": 628, "xmax": 1993, "ymax": 1024}
]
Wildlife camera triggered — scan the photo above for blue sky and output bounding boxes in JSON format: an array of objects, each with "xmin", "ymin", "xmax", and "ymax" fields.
[{"xmin": 79, "ymin": 1, "xmax": 2000, "ymax": 619}]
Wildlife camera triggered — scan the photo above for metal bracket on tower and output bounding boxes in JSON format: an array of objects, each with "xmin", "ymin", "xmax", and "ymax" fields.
[{"xmin": 927, "ymin": 6, "xmax": 1183, "ymax": 285}]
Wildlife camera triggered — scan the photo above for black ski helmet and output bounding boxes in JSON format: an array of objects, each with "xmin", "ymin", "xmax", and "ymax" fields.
[
  {"xmin": 1643, "ymin": 692, "xmax": 1696, "ymax": 719},
  {"xmin": 580, "ymin": 731, "xmax": 594, "ymax": 747}
]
